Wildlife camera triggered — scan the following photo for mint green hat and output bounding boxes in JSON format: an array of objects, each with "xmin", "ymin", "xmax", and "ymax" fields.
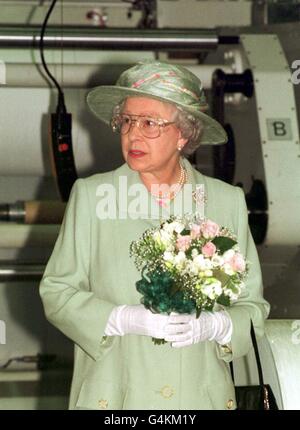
[{"xmin": 87, "ymin": 60, "xmax": 227, "ymax": 145}]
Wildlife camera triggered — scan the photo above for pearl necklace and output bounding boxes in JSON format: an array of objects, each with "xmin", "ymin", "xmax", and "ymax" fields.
[{"xmin": 152, "ymin": 162, "xmax": 187, "ymax": 207}]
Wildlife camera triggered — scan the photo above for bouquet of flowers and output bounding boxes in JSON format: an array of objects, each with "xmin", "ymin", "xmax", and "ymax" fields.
[{"xmin": 130, "ymin": 215, "xmax": 249, "ymax": 343}]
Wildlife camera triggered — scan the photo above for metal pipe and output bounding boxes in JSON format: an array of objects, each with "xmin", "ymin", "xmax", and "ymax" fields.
[
  {"xmin": 0, "ymin": 263, "xmax": 44, "ymax": 281},
  {"xmin": 0, "ymin": 201, "xmax": 66, "ymax": 224},
  {"xmin": 0, "ymin": 201, "xmax": 25, "ymax": 223},
  {"xmin": 0, "ymin": 1, "xmax": 129, "ymax": 6},
  {"xmin": 0, "ymin": 27, "xmax": 221, "ymax": 50}
]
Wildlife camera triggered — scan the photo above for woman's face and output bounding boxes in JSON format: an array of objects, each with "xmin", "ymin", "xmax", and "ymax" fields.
[{"xmin": 120, "ymin": 97, "xmax": 187, "ymax": 175}]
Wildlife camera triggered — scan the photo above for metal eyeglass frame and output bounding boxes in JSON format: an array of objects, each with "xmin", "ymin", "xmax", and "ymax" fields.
[{"xmin": 111, "ymin": 114, "xmax": 176, "ymax": 139}]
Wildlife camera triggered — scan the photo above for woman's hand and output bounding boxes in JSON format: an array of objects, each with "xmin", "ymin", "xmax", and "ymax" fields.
[
  {"xmin": 104, "ymin": 304, "xmax": 192, "ymax": 339},
  {"xmin": 164, "ymin": 310, "xmax": 232, "ymax": 348}
]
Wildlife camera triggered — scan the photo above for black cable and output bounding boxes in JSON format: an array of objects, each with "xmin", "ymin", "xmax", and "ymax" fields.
[
  {"xmin": 0, "ymin": 354, "xmax": 56, "ymax": 370},
  {"xmin": 39, "ymin": 0, "xmax": 66, "ymax": 114}
]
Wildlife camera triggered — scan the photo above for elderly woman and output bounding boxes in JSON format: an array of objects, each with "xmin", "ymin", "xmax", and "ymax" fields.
[{"xmin": 39, "ymin": 61, "xmax": 270, "ymax": 410}]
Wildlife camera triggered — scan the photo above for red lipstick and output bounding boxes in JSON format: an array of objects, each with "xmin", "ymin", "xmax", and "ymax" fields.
[{"xmin": 129, "ymin": 150, "xmax": 146, "ymax": 158}]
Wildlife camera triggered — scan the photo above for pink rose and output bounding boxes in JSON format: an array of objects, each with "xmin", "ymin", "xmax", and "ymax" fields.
[
  {"xmin": 200, "ymin": 220, "xmax": 220, "ymax": 239},
  {"xmin": 229, "ymin": 253, "xmax": 246, "ymax": 272},
  {"xmin": 202, "ymin": 242, "xmax": 217, "ymax": 257},
  {"xmin": 176, "ymin": 235, "xmax": 192, "ymax": 252},
  {"xmin": 191, "ymin": 224, "xmax": 201, "ymax": 239}
]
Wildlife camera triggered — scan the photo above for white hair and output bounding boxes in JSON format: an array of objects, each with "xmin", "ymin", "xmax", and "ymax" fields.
[{"xmin": 171, "ymin": 106, "xmax": 203, "ymax": 155}]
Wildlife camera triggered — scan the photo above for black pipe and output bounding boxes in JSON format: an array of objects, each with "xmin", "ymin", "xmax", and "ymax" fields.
[
  {"xmin": 211, "ymin": 68, "xmax": 254, "ymax": 182},
  {"xmin": 0, "ymin": 264, "xmax": 45, "ymax": 282}
]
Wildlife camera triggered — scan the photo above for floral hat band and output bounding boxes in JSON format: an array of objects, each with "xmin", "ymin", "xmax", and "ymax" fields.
[
  {"xmin": 87, "ymin": 60, "xmax": 228, "ymax": 145},
  {"xmin": 128, "ymin": 70, "xmax": 208, "ymax": 112}
]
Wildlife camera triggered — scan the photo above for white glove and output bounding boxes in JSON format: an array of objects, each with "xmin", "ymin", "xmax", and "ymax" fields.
[
  {"xmin": 164, "ymin": 310, "xmax": 233, "ymax": 348},
  {"xmin": 104, "ymin": 304, "xmax": 192, "ymax": 339}
]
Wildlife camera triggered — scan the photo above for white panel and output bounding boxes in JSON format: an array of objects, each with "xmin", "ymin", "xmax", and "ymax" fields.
[
  {"xmin": 241, "ymin": 34, "xmax": 300, "ymax": 246},
  {"xmin": 265, "ymin": 320, "xmax": 300, "ymax": 410},
  {"xmin": 157, "ymin": 0, "xmax": 251, "ymax": 28}
]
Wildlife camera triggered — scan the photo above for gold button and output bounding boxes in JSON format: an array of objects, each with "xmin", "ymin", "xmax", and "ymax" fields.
[
  {"xmin": 100, "ymin": 335, "xmax": 108, "ymax": 345},
  {"xmin": 160, "ymin": 385, "xmax": 174, "ymax": 399},
  {"xmin": 221, "ymin": 344, "xmax": 232, "ymax": 354},
  {"xmin": 98, "ymin": 399, "xmax": 108, "ymax": 409},
  {"xmin": 227, "ymin": 399, "xmax": 234, "ymax": 409}
]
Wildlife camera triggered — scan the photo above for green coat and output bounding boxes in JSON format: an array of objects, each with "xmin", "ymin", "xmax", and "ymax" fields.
[{"xmin": 39, "ymin": 157, "xmax": 270, "ymax": 410}]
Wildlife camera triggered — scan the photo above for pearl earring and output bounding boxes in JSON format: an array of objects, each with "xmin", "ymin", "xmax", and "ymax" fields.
[{"xmin": 178, "ymin": 146, "xmax": 182, "ymax": 151}]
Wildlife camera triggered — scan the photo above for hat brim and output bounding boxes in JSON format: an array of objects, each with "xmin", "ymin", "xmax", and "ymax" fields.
[{"xmin": 87, "ymin": 86, "xmax": 228, "ymax": 145}]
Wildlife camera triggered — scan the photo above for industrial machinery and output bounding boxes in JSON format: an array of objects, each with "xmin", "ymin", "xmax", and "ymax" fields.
[{"xmin": 0, "ymin": 0, "xmax": 299, "ymax": 410}]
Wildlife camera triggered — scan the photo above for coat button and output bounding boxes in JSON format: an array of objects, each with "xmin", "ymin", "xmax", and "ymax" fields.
[
  {"xmin": 221, "ymin": 344, "xmax": 232, "ymax": 354},
  {"xmin": 98, "ymin": 399, "xmax": 108, "ymax": 409},
  {"xmin": 227, "ymin": 399, "xmax": 234, "ymax": 409},
  {"xmin": 160, "ymin": 385, "xmax": 174, "ymax": 399},
  {"xmin": 100, "ymin": 336, "xmax": 108, "ymax": 345}
]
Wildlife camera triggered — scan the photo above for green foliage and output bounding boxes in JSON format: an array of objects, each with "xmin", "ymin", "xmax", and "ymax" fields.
[
  {"xmin": 217, "ymin": 294, "xmax": 231, "ymax": 307},
  {"xmin": 212, "ymin": 236, "xmax": 237, "ymax": 254},
  {"xmin": 212, "ymin": 269, "xmax": 231, "ymax": 286},
  {"xmin": 180, "ymin": 228, "xmax": 191, "ymax": 236}
]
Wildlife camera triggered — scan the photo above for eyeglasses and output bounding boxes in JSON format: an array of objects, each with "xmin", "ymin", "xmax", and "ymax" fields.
[{"xmin": 111, "ymin": 114, "xmax": 175, "ymax": 139}]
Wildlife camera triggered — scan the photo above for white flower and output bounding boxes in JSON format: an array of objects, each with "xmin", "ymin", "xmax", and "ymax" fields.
[
  {"xmin": 163, "ymin": 251, "xmax": 174, "ymax": 262},
  {"xmin": 204, "ymin": 269, "xmax": 213, "ymax": 277},
  {"xmin": 223, "ymin": 249, "xmax": 235, "ymax": 262},
  {"xmin": 162, "ymin": 223, "xmax": 175, "ymax": 234},
  {"xmin": 191, "ymin": 248, "xmax": 199, "ymax": 258},
  {"xmin": 165, "ymin": 243, "xmax": 175, "ymax": 252},
  {"xmin": 213, "ymin": 281, "xmax": 223, "ymax": 296},
  {"xmin": 153, "ymin": 231, "xmax": 161, "ymax": 243},
  {"xmin": 193, "ymin": 254, "xmax": 206, "ymax": 270},
  {"xmin": 172, "ymin": 221, "xmax": 185, "ymax": 234},
  {"xmin": 223, "ymin": 263, "xmax": 235, "ymax": 276},
  {"xmin": 160, "ymin": 229, "xmax": 172, "ymax": 246},
  {"xmin": 175, "ymin": 251, "xmax": 186, "ymax": 263},
  {"xmin": 202, "ymin": 283, "xmax": 214, "ymax": 299},
  {"xmin": 193, "ymin": 255, "xmax": 213, "ymax": 271},
  {"xmin": 211, "ymin": 255, "xmax": 224, "ymax": 268},
  {"xmin": 205, "ymin": 259, "xmax": 213, "ymax": 269},
  {"xmin": 202, "ymin": 279, "xmax": 222, "ymax": 300},
  {"xmin": 174, "ymin": 251, "xmax": 186, "ymax": 268},
  {"xmin": 162, "ymin": 222, "xmax": 172, "ymax": 233},
  {"xmin": 224, "ymin": 289, "xmax": 239, "ymax": 301},
  {"xmin": 186, "ymin": 260, "xmax": 199, "ymax": 275}
]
